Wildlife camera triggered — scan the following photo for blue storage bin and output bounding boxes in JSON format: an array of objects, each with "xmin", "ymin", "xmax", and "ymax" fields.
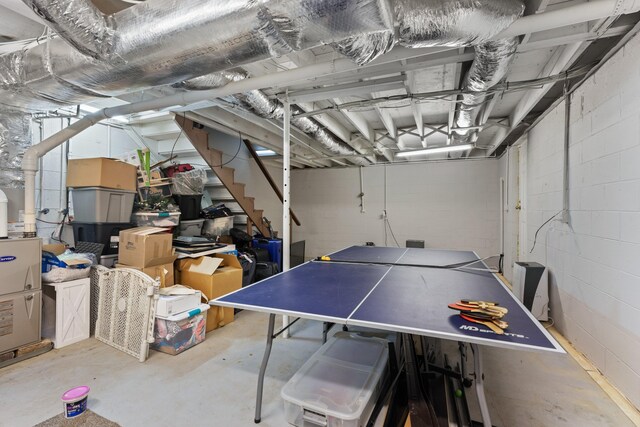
[{"xmin": 252, "ymin": 238, "xmax": 282, "ymax": 270}]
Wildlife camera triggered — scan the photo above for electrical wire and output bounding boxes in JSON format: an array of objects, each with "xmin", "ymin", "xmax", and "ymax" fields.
[
  {"xmin": 35, "ymin": 218, "xmax": 65, "ymax": 225},
  {"xmin": 168, "ymin": 112, "xmax": 186, "ymax": 164},
  {"xmin": 529, "ymin": 210, "xmax": 563, "ymax": 253},
  {"xmin": 169, "ymin": 114, "xmax": 243, "ymax": 168},
  {"xmin": 207, "ymin": 131, "xmax": 244, "ymax": 168},
  {"xmin": 385, "ymin": 216, "xmax": 400, "ymax": 247}
]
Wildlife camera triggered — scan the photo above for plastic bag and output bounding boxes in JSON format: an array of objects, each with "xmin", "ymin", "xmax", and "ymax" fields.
[
  {"xmin": 42, "ymin": 266, "xmax": 91, "ymax": 283},
  {"xmin": 171, "ymin": 169, "xmax": 208, "ymax": 195}
]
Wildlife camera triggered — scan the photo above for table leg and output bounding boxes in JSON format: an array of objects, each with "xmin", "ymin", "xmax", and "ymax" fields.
[
  {"xmin": 255, "ymin": 313, "xmax": 276, "ymax": 423},
  {"xmin": 322, "ymin": 322, "xmax": 334, "ymax": 344},
  {"xmin": 470, "ymin": 343, "xmax": 492, "ymax": 427},
  {"xmin": 283, "ymin": 315, "xmax": 290, "ymax": 338}
]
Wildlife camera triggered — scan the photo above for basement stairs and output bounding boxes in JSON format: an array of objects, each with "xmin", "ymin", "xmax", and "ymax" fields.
[{"xmin": 174, "ymin": 116, "xmax": 272, "ymax": 237}]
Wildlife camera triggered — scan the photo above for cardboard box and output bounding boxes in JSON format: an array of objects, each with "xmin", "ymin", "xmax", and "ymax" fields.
[
  {"xmin": 118, "ymin": 227, "xmax": 174, "ymax": 268},
  {"xmin": 176, "ymin": 254, "xmax": 242, "ymax": 332},
  {"xmin": 151, "ymin": 304, "xmax": 208, "ymax": 355},
  {"xmin": 115, "ymin": 259, "xmax": 176, "ymax": 287},
  {"xmin": 67, "ymin": 158, "xmax": 138, "ymax": 191}
]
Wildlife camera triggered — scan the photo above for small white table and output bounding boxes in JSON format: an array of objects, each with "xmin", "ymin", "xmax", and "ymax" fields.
[{"xmin": 42, "ymin": 278, "xmax": 90, "ymax": 349}]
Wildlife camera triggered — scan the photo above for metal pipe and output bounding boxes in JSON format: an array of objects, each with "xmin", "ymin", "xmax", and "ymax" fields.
[
  {"xmin": 22, "ymin": 110, "xmax": 107, "ymax": 235},
  {"xmin": 0, "ymin": 189, "xmax": 7, "ymax": 239},
  {"xmin": 563, "ymin": 88, "xmax": 570, "ymax": 223},
  {"xmin": 254, "ymin": 313, "xmax": 276, "ymax": 424},
  {"xmin": 282, "ymin": 99, "xmax": 291, "ymax": 339},
  {"xmin": 496, "ymin": 0, "xmax": 640, "ymax": 39}
]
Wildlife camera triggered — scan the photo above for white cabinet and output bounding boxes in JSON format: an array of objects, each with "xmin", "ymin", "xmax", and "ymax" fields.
[{"xmin": 43, "ymin": 278, "xmax": 90, "ymax": 349}]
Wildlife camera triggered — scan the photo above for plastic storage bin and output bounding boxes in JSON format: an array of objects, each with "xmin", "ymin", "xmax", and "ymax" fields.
[
  {"xmin": 71, "ymin": 187, "xmax": 135, "ymax": 223},
  {"xmin": 281, "ymin": 333, "xmax": 388, "ymax": 427},
  {"xmin": 173, "ymin": 194, "xmax": 203, "ymax": 221},
  {"xmin": 202, "ymin": 216, "xmax": 234, "ymax": 237},
  {"xmin": 70, "ymin": 222, "xmax": 134, "ymax": 255},
  {"xmin": 252, "ymin": 238, "xmax": 283, "ymax": 270},
  {"xmin": 151, "ymin": 304, "xmax": 209, "ymax": 355},
  {"xmin": 178, "ymin": 219, "xmax": 205, "ymax": 237},
  {"xmin": 133, "ymin": 211, "xmax": 180, "ymax": 227}
]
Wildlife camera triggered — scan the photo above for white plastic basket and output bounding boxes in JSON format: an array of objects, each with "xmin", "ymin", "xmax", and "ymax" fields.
[{"xmin": 95, "ymin": 268, "xmax": 159, "ymax": 362}]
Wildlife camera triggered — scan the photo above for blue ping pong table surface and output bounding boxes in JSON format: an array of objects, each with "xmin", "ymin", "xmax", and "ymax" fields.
[{"xmin": 214, "ymin": 246, "xmax": 564, "ymax": 353}]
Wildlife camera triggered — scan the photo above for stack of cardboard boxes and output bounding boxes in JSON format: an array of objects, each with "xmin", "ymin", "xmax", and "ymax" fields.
[
  {"xmin": 112, "ymin": 226, "xmax": 243, "ymax": 354},
  {"xmin": 115, "ymin": 227, "xmax": 176, "ymax": 287}
]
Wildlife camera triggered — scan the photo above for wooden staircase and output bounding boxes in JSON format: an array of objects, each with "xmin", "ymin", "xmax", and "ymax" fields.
[{"xmin": 175, "ymin": 116, "xmax": 271, "ymax": 237}]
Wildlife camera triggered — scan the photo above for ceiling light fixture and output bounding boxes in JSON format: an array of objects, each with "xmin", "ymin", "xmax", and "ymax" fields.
[
  {"xmin": 395, "ymin": 144, "xmax": 474, "ymax": 158},
  {"xmin": 256, "ymin": 149, "xmax": 277, "ymax": 157}
]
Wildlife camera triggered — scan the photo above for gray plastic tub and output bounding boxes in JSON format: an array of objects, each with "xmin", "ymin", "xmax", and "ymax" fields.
[{"xmin": 71, "ymin": 187, "xmax": 136, "ymax": 223}]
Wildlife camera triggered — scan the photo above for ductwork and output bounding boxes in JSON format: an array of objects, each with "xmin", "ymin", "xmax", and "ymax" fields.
[
  {"xmin": 175, "ymin": 72, "xmax": 371, "ymax": 166},
  {"xmin": 2, "ymin": 0, "xmax": 393, "ymax": 111},
  {"xmin": 0, "ymin": 109, "xmax": 32, "ymax": 188},
  {"xmin": 2, "ymin": 0, "xmax": 524, "ymax": 111},
  {"xmin": 334, "ymin": 0, "xmax": 523, "ymax": 64},
  {"xmin": 1, "ymin": 0, "xmax": 524, "ymax": 173},
  {"xmin": 178, "ymin": 1, "xmax": 523, "ymax": 159},
  {"xmin": 452, "ymin": 38, "xmax": 519, "ymax": 145}
]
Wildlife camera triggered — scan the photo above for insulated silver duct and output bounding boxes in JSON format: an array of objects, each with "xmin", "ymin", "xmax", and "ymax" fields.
[
  {"xmin": 396, "ymin": 0, "xmax": 523, "ymax": 48},
  {"xmin": 0, "ymin": 109, "xmax": 32, "ymax": 188},
  {"xmin": 3, "ymin": 0, "xmax": 393, "ymax": 110},
  {"xmin": 452, "ymin": 38, "xmax": 519, "ymax": 145},
  {"xmin": 334, "ymin": 0, "xmax": 523, "ymax": 65},
  {"xmin": 176, "ymin": 72, "xmax": 370, "ymax": 166}
]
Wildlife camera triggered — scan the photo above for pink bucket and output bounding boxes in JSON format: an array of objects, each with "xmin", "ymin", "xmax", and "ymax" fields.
[{"xmin": 62, "ymin": 386, "xmax": 90, "ymax": 418}]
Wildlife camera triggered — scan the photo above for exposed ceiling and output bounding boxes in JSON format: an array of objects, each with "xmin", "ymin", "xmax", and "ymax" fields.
[{"xmin": 1, "ymin": 0, "xmax": 639, "ymax": 169}]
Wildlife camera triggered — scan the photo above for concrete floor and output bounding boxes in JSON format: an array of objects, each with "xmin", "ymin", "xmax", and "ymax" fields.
[{"xmin": 0, "ymin": 311, "xmax": 634, "ymax": 427}]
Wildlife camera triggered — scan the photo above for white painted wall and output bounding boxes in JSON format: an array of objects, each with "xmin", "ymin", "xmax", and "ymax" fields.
[
  {"xmin": 291, "ymin": 159, "xmax": 500, "ymax": 260},
  {"xmin": 504, "ymin": 32, "xmax": 640, "ymax": 407}
]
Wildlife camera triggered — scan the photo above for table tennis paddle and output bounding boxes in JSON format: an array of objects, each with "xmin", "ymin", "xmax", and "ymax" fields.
[
  {"xmin": 461, "ymin": 299, "xmax": 498, "ymax": 306},
  {"xmin": 447, "ymin": 303, "xmax": 506, "ymax": 318},
  {"xmin": 458, "ymin": 300, "xmax": 508, "ymax": 314},
  {"xmin": 460, "ymin": 314, "xmax": 504, "ymax": 334},
  {"xmin": 462, "ymin": 312, "xmax": 509, "ymax": 330}
]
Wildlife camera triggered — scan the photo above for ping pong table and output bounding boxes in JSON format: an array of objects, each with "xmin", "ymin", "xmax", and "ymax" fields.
[{"xmin": 213, "ymin": 245, "xmax": 565, "ymax": 426}]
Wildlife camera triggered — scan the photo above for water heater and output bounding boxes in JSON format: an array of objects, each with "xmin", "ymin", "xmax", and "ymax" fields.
[{"xmin": 512, "ymin": 262, "xmax": 549, "ymax": 321}]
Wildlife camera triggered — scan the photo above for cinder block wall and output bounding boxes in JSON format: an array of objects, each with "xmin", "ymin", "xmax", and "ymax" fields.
[
  {"xmin": 291, "ymin": 158, "xmax": 500, "ymax": 260},
  {"xmin": 515, "ymin": 33, "xmax": 640, "ymax": 406}
]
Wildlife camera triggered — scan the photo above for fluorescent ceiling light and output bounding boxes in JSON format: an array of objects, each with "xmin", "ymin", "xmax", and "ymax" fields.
[
  {"xmin": 395, "ymin": 144, "xmax": 473, "ymax": 158},
  {"xmin": 131, "ymin": 111, "xmax": 170, "ymax": 120},
  {"xmin": 109, "ymin": 115, "xmax": 129, "ymax": 124},
  {"xmin": 256, "ymin": 149, "xmax": 277, "ymax": 157},
  {"xmin": 79, "ymin": 104, "xmax": 99, "ymax": 113},
  {"xmin": 79, "ymin": 104, "xmax": 128, "ymax": 123}
]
